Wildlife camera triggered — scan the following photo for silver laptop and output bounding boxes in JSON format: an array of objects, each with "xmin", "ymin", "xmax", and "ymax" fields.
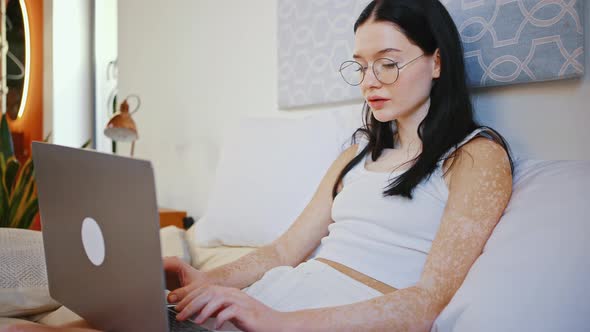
[{"xmin": 32, "ymin": 142, "xmax": 212, "ymax": 332}]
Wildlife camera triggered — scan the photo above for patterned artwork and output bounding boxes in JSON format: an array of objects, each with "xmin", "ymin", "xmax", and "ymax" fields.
[{"xmin": 277, "ymin": 0, "xmax": 585, "ymax": 108}]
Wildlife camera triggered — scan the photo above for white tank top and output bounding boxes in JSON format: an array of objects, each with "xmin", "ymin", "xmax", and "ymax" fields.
[{"xmin": 311, "ymin": 128, "xmax": 494, "ymax": 289}]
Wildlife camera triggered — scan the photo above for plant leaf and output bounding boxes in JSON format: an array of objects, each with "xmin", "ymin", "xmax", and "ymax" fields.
[
  {"xmin": 24, "ymin": 170, "xmax": 37, "ymax": 203},
  {"xmin": 15, "ymin": 198, "xmax": 38, "ymax": 229},
  {"xmin": 0, "ymin": 114, "xmax": 15, "ymax": 161},
  {"xmin": 81, "ymin": 139, "xmax": 92, "ymax": 149},
  {"xmin": 0, "ymin": 155, "xmax": 9, "ymax": 227},
  {"xmin": 0, "ymin": 178, "xmax": 8, "ymax": 228},
  {"xmin": 11, "ymin": 178, "xmax": 37, "ymax": 229},
  {"xmin": 8, "ymin": 158, "xmax": 34, "ymax": 227},
  {"xmin": 0, "ymin": 191, "xmax": 7, "ymax": 227},
  {"xmin": 44, "ymin": 132, "xmax": 52, "ymax": 143},
  {"xmin": 4, "ymin": 157, "xmax": 20, "ymax": 197}
]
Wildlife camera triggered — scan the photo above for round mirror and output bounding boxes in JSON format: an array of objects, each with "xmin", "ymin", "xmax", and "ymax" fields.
[{"xmin": 5, "ymin": 0, "xmax": 29, "ymax": 120}]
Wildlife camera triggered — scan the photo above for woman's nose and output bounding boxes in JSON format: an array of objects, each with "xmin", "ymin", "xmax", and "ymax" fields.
[{"xmin": 361, "ymin": 67, "xmax": 381, "ymax": 90}]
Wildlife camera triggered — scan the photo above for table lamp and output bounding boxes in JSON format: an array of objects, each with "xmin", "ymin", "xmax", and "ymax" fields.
[{"xmin": 104, "ymin": 96, "xmax": 140, "ymax": 156}]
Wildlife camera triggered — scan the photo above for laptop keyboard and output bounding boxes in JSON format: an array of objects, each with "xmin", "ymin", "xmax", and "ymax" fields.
[{"xmin": 168, "ymin": 308, "xmax": 213, "ymax": 332}]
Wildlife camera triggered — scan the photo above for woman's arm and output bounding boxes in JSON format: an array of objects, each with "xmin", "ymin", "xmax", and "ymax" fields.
[
  {"xmin": 174, "ymin": 137, "xmax": 512, "ymax": 332},
  {"xmin": 170, "ymin": 145, "xmax": 359, "ymax": 297},
  {"xmin": 283, "ymin": 137, "xmax": 513, "ymax": 331}
]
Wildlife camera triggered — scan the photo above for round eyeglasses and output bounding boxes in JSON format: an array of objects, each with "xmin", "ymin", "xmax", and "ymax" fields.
[{"xmin": 339, "ymin": 54, "xmax": 425, "ymax": 86}]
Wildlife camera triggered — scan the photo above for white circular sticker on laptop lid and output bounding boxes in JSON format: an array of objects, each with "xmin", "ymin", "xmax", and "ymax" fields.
[{"xmin": 81, "ymin": 217, "xmax": 106, "ymax": 266}]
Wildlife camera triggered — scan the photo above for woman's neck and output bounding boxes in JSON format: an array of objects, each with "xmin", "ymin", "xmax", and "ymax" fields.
[{"xmin": 394, "ymin": 98, "xmax": 430, "ymax": 153}]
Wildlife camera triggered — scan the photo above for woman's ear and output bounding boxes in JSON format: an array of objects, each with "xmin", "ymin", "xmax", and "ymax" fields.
[{"xmin": 432, "ymin": 48, "xmax": 441, "ymax": 79}]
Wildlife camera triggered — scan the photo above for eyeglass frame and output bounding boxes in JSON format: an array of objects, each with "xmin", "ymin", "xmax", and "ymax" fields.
[{"xmin": 339, "ymin": 53, "xmax": 425, "ymax": 86}]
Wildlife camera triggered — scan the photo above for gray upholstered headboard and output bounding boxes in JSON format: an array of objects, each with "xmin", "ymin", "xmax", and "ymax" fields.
[{"xmin": 277, "ymin": 0, "xmax": 585, "ymax": 108}]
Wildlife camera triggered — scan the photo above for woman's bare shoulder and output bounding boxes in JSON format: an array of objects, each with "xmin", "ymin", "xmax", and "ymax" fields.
[{"xmin": 448, "ymin": 137, "xmax": 512, "ymax": 188}]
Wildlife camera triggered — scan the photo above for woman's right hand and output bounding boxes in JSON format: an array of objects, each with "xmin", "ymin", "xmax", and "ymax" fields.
[{"xmin": 163, "ymin": 256, "xmax": 213, "ymax": 304}]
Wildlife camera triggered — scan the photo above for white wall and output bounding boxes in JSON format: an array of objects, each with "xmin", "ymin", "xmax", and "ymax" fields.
[
  {"xmin": 44, "ymin": 0, "xmax": 94, "ymax": 147},
  {"xmin": 94, "ymin": 0, "xmax": 118, "ymax": 153},
  {"xmin": 118, "ymin": 0, "xmax": 590, "ymax": 218}
]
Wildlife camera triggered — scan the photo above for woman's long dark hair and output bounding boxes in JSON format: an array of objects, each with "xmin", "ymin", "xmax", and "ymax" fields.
[{"xmin": 332, "ymin": 0, "xmax": 514, "ymax": 199}]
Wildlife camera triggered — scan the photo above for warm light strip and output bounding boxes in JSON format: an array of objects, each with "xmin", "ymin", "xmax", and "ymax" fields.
[{"xmin": 17, "ymin": 0, "xmax": 30, "ymax": 119}]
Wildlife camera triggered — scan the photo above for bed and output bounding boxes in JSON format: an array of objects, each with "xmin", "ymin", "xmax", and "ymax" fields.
[{"xmin": 1, "ymin": 110, "xmax": 589, "ymax": 331}]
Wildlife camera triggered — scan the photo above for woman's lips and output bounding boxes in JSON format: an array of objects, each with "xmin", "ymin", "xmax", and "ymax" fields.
[{"xmin": 368, "ymin": 99, "xmax": 390, "ymax": 109}]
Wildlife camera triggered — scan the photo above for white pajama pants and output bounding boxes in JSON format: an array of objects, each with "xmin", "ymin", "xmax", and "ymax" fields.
[
  {"xmin": 208, "ymin": 259, "xmax": 383, "ymax": 331},
  {"xmin": 243, "ymin": 259, "xmax": 383, "ymax": 311}
]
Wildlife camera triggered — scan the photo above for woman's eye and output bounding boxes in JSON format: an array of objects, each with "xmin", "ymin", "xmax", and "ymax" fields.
[{"xmin": 383, "ymin": 63, "xmax": 398, "ymax": 69}]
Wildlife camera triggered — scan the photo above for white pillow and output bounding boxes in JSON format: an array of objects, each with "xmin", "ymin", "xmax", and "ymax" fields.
[
  {"xmin": 0, "ymin": 229, "xmax": 61, "ymax": 317},
  {"xmin": 432, "ymin": 159, "xmax": 590, "ymax": 332},
  {"xmin": 193, "ymin": 110, "xmax": 357, "ymax": 247},
  {"xmin": 159, "ymin": 226, "xmax": 191, "ymax": 263},
  {"xmin": 185, "ymin": 224, "xmax": 256, "ymax": 271}
]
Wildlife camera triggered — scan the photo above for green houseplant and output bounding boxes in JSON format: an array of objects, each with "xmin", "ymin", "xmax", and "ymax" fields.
[
  {"xmin": 0, "ymin": 113, "xmax": 38, "ymax": 228},
  {"xmin": 0, "ymin": 113, "xmax": 91, "ymax": 228}
]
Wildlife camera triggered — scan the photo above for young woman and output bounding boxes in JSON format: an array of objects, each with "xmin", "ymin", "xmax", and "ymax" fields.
[{"xmin": 4, "ymin": 0, "xmax": 513, "ymax": 331}]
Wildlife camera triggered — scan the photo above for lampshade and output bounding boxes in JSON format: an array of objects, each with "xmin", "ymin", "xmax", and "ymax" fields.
[{"xmin": 104, "ymin": 100, "xmax": 138, "ymax": 142}]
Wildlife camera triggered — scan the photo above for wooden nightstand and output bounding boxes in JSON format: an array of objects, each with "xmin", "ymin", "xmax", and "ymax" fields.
[{"xmin": 158, "ymin": 208, "xmax": 187, "ymax": 229}]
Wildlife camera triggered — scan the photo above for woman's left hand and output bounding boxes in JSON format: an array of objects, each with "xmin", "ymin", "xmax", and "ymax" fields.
[{"xmin": 175, "ymin": 285, "xmax": 291, "ymax": 331}]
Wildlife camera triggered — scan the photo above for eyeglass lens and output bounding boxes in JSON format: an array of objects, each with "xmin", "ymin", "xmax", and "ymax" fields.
[{"xmin": 339, "ymin": 58, "xmax": 399, "ymax": 86}]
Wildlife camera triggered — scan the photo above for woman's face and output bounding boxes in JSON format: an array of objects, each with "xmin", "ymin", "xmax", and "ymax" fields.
[{"xmin": 353, "ymin": 21, "xmax": 440, "ymax": 123}]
